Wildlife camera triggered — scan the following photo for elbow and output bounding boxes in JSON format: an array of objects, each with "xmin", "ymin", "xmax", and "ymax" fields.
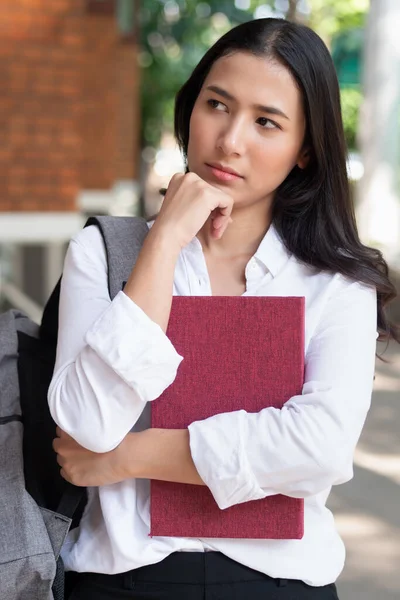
[
  {"xmin": 75, "ymin": 436, "xmax": 121, "ymax": 454},
  {"xmin": 285, "ymin": 447, "xmax": 354, "ymax": 498},
  {"xmin": 303, "ymin": 465, "xmax": 352, "ymax": 498},
  {"xmin": 51, "ymin": 403, "xmax": 122, "ymax": 454},
  {"xmin": 317, "ymin": 436, "xmax": 355, "ymax": 488},
  {"xmin": 48, "ymin": 381, "xmax": 71, "ymax": 439},
  {"xmin": 48, "ymin": 377, "xmax": 124, "ymax": 454},
  {"xmin": 320, "ymin": 447, "xmax": 354, "ymax": 488}
]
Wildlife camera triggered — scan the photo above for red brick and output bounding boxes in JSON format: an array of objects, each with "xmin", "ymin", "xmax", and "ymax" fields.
[
  {"xmin": 61, "ymin": 33, "xmax": 82, "ymax": 47},
  {"xmin": 8, "ymin": 184, "xmax": 26, "ymax": 198},
  {"xmin": 16, "ymin": 0, "xmax": 43, "ymax": 10},
  {"xmin": 0, "ymin": 2, "xmax": 139, "ymax": 212},
  {"xmin": 47, "ymin": 0, "xmax": 77, "ymax": 14},
  {"xmin": 62, "ymin": 16, "xmax": 83, "ymax": 34},
  {"xmin": 14, "ymin": 198, "xmax": 46, "ymax": 211},
  {"xmin": 0, "ymin": 97, "xmax": 15, "ymax": 110},
  {"xmin": 9, "ymin": 132, "xmax": 28, "ymax": 147},
  {"xmin": 0, "ymin": 149, "xmax": 14, "ymax": 162},
  {"xmin": 19, "ymin": 46, "xmax": 45, "ymax": 61},
  {"xmin": 3, "ymin": 13, "xmax": 59, "ymax": 41},
  {"xmin": 59, "ymin": 168, "xmax": 78, "ymax": 180},
  {"xmin": 58, "ymin": 182, "xmax": 79, "ymax": 195},
  {"xmin": 47, "ymin": 47, "xmax": 81, "ymax": 64},
  {"xmin": 0, "ymin": 46, "xmax": 14, "ymax": 58},
  {"xmin": 0, "ymin": 199, "xmax": 17, "ymax": 211},
  {"xmin": 58, "ymin": 84, "xmax": 80, "ymax": 97},
  {"xmin": 9, "ymin": 165, "xmax": 28, "ymax": 179},
  {"xmin": 34, "ymin": 133, "xmax": 54, "ymax": 147},
  {"xmin": 31, "ymin": 184, "xmax": 56, "ymax": 197}
]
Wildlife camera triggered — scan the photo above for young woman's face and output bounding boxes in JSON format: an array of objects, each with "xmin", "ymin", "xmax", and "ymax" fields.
[{"xmin": 187, "ymin": 52, "xmax": 308, "ymax": 208}]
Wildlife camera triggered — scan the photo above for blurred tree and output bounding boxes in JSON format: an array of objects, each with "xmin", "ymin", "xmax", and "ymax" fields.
[
  {"xmin": 308, "ymin": 0, "xmax": 368, "ymax": 44},
  {"xmin": 356, "ymin": 0, "xmax": 400, "ymax": 255},
  {"xmin": 139, "ymin": 0, "xmax": 369, "ymax": 153},
  {"xmin": 309, "ymin": 0, "xmax": 368, "ymax": 151},
  {"xmin": 331, "ymin": 27, "xmax": 363, "ymax": 86},
  {"xmin": 340, "ymin": 87, "xmax": 363, "ymax": 150},
  {"xmin": 138, "ymin": 1, "xmax": 291, "ymax": 150}
]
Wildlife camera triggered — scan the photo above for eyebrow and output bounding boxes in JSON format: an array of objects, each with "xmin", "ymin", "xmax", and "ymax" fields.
[{"xmin": 205, "ymin": 85, "xmax": 290, "ymax": 120}]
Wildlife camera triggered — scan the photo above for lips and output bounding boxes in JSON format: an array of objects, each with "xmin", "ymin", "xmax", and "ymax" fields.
[{"xmin": 206, "ymin": 162, "xmax": 243, "ymax": 178}]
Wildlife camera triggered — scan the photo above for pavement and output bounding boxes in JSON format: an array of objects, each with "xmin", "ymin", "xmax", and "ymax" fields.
[{"xmin": 327, "ymin": 338, "xmax": 400, "ymax": 600}]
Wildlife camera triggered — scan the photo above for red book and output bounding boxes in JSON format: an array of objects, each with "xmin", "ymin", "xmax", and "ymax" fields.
[{"xmin": 150, "ymin": 296, "xmax": 305, "ymax": 539}]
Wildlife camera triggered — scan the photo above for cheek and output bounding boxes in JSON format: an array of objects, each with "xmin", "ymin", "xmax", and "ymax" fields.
[
  {"xmin": 250, "ymin": 138, "xmax": 300, "ymax": 190},
  {"xmin": 255, "ymin": 136, "xmax": 299, "ymax": 173},
  {"xmin": 188, "ymin": 109, "xmax": 205, "ymax": 155}
]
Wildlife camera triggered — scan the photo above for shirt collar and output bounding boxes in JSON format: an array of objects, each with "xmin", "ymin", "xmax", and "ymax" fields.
[
  {"xmin": 252, "ymin": 222, "xmax": 291, "ymax": 278},
  {"xmin": 163, "ymin": 219, "xmax": 291, "ymax": 279}
]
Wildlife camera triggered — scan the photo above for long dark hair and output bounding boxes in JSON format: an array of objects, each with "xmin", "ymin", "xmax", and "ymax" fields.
[{"xmin": 173, "ymin": 17, "xmax": 399, "ymax": 353}]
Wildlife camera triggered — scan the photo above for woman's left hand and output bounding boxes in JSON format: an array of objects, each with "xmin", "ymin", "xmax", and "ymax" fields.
[{"xmin": 53, "ymin": 427, "xmax": 129, "ymax": 487}]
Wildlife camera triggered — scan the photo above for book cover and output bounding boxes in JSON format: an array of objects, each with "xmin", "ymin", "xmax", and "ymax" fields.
[{"xmin": 150, "ymin": 296, "xmax": 305, "ymax": 539}]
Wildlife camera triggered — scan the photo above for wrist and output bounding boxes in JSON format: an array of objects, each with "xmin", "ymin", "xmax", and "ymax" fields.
[
  {"xmin": 116, "ymin": 429, "xmax": 204, "ymax": 485},
  {"xmin": 115, "ymin": 432, "xmax": 142, "ymax": 480},
  {"xmin": 147, "ymin": 221, "xmax": 182, "ymax": 257}
]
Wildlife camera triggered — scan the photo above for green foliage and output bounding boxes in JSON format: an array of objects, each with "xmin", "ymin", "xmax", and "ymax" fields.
[
  {"xmin": 139, "ymin": 0, "xmax": 369, "ymax": 151},
  {"xmin": 308, "ymin": 0, "xmax": 368, "ymax": 42},
  {"xmin": 308, "ymin": 1, "xmax": 368, "ymax": 150},
  {"xmin": 331, "ymin": 27, "xmax": 363, "ymax": 86},
  {"xmin": 139, "ymin": 0, "xmax": 275, "ymax": 148},
  {"xmin": 340, "ymin": 87, "xmax": 363, "ymax": 150}
]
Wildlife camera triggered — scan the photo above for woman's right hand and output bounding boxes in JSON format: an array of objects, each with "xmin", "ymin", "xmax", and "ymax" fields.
[{"xmin": 151, "ymin": 172, "xmax": 234, "ymax": 249}]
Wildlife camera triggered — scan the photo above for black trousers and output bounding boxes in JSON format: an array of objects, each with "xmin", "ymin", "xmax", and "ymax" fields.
[{"xmin": 66, "ymin": 551, "xmax": 340, "ymax": 599}]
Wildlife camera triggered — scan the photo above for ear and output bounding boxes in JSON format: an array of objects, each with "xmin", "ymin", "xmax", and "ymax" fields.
[{"xmin": 297, "ymin": 147, "xmax": 310, "ymax": 170}]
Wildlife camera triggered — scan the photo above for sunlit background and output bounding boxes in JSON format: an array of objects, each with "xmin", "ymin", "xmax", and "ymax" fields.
[{"xmin": 0, "ymin": 2, "xmax": 399, "ymax": 598}]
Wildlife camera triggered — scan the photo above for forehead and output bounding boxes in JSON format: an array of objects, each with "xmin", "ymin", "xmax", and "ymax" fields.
[{"xmin": 202, "ymin": 51, "xmax": 302, "ymax": 114}]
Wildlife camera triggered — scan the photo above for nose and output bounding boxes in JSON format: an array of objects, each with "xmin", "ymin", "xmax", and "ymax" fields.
[{"xmin": 216, "ymin": 116, "xmax": 247, "ymax": 156}]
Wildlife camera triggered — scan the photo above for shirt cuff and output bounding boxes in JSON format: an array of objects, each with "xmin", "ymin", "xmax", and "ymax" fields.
[
  {"xmin": 85, "ymin": 290, "xmax": 183, "ymax": 402},
  {"xmin": 188, "ymin": 410, "xmax": 267, "ymax": 510}
]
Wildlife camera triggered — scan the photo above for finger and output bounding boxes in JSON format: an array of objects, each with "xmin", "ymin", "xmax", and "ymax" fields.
[
  {"xmin": 60, "ymin": 468, "xmax": 71, "ymax": 483},
  {"xmin": 214, "ymin": 196, "xmax": 233, "ymax": 217},
  {"xmin": 56, "ymin": 427, "xmax": 73, "ymax": 442},
  {"xmin": 164, "ymin": 172, "xmax": 184, "ymax": 200},
  {"xmin": 212, "ymin": 214, "xmax": 233, "ymax": 230},
  {"xmin": 212, "ymin": 217, "xmax": 233, "ymax": 239},
  {"xmin": 52, "ymin": 438, "xmax": 59, "ymax": 452},
  {"xmin": 207, "ymin": 193, "xmax": 233, "ymax": 216}
]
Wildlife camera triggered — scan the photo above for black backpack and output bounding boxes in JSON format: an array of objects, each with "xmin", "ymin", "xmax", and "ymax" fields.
[{"xmin": 0, "ymin": 216, "xmax": 149, "ymax": 600}]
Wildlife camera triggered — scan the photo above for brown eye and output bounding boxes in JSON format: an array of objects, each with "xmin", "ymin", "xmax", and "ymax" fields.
[
  {"xmin": 257, "ymin": 117, "xmax": 278, "ymax": 129},
  {"xmin": 207, "ymin": 99, "xmax": 226, "ymax": 111}
]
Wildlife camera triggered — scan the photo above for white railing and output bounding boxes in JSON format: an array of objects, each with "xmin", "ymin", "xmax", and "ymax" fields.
[{"xmin": 0, "ymin": 280, "xmax": 43, "ymax": 324}]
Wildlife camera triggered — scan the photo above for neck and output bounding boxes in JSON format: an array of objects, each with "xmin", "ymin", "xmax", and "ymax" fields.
[{"xmin": 197, "ymin": 203, "xmax": 273, "ymax": 259}]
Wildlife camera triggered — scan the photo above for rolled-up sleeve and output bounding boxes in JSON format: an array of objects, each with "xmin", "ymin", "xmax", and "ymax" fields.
[
  {"xmin": 188, "ymin": 280, "xmax": 377, "ymax": 510},
  {"xmin": 48, "ymin": 226, "xmax": 183, "ymax": 453}
]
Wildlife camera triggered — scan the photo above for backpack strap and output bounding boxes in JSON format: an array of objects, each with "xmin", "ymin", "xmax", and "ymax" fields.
[
  {"xmin": 56, "ymin": 485, "xmax": 86, "ymax": 520},
  {"xmin": 54, "ymin": 216, "xmax": 150, "ymax": 520},
  {"xmin": 41, "ymin": 215, "xmax": 149, "ymax": 341},
  {"xmin": 85, "ymin": 215, "xmax": 150, "ymax": 300}
]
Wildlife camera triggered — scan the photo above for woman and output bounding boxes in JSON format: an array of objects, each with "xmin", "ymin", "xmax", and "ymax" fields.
[{"xmin": 50, "ymin": 17, "xmax": 399, "ymax": 600}]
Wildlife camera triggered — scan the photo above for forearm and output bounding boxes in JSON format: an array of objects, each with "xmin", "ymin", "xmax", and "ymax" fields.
[
  {"xmin": 123, "ymin": 224, "xmax": 181, "ymax": 333},
  {"xmin": 124, "ymin": 428, "xmax": 205, "ymax": 486}
]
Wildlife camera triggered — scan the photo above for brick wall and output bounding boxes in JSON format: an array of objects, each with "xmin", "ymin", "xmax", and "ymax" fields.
[{"xmin": 0, "ymin": 0, "xmax": 140, "ymax": 212}]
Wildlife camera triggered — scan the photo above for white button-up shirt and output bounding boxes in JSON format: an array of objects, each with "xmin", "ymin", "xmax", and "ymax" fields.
[{"xmin": 48, "ymin": 220, "xmax": 378, "ymax": 586}]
